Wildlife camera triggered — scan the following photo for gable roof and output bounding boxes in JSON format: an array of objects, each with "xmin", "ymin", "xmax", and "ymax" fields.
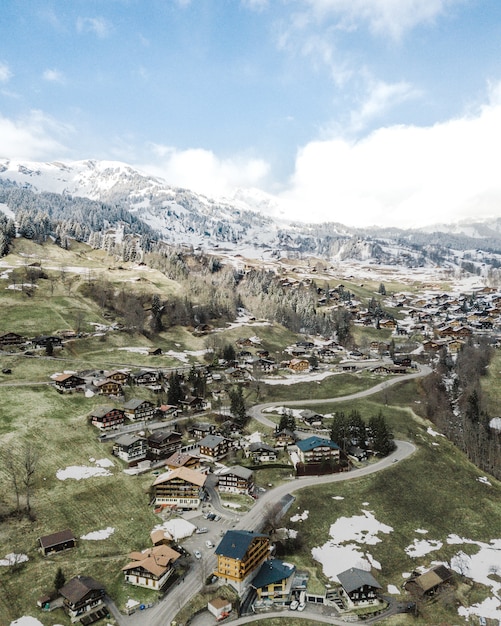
[
  {"xmin": 248, "ymin": 442, "xmax": 276, "ymax": 453},
  {"xmin": 153, "ymin": 466, "xmax": 207, "ymax": 487},
  {"xmin": 215, "ymin": 530, "xmax": 267, "ymax": 560},
  {"xmin": 39, "ymin": 528, "xmax": 76, "ymax": 549},
  {"xmin": 338, "ymin": 567, "xmax": 382, "ymax": 593},
  {"xmin": 198, "ymin": 434, "xmax": 226, "ymax": 448},
  {"xmin": 165, "ymin": 450, "xmax": 199, "ymax": 468},
  {"xmin": 220, "ymin": 465, "xmax": 253, "ymax": 480},
  {"xmin": 414, "ymin": 565, "xmax": 452, "ymax": 592},
  {"xmin": 123, "ymin": 398, "xmax": 152, "ymax": 410},
  {"xmin": 59, "ymin": 576, "xmax": 104, "ymax": 603},
  {"xmin": 296, "ymin": 436, "xmax": 339, "ymax": 452},
  {"xmin": 252, "ymin": 559, "xmax": 295, "ymax": 589},
  {"xmin": 122, "ymin": 544, "xmax": 180, "ymax": 577}
]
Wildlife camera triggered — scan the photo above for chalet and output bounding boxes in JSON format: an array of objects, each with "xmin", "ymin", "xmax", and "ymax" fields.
[
  {"xmin": 214, "ymin": 530, "xmax": 270, "ymax": 594},
  {"xmin": 274, "ymin": 429, "xmax": 297, "ymax": 447},
  {"xmin": 300, "ymin": 409, "xmax": 324, "ymax": 427},
  {"xmin": 122, "ymin": 545, "xmax": 180, "ymax": 590},
  {"xmin": 94, "ymin": 378, "xmax": 123, "ymax": 396},
  {"xmin": 295, "ymin": 436, "xmax": 340, "ymax": 465},
  {"xmin": 379, "ymin": 319, "xmax": 397, "ymax": 330},
  {"xmin": 289, "ymin": 358, "xmax": 309, "ymax": 372},
  {"xmin": 155, "ymin": 404, "xmax": 179, "ymax": 419},
  {"xmin": 255, "ymin": 358, "xmax": 278, "ymax": 372},
  {"xmin": 122, "ymin": 398, "xmax": 155, "ymax": 422},
  {"xmin": 59, "ymin": 575, "xmax": 107, "ymax": 623},
  {"xmin": 251, "ymin": 559, "xmax": 295, "ymax": 602},
  {"xmin": 198, "ymin": 434, "xmax": 231, "ymax": 460},
  {"xmin": 218, "ymin": 466, "xmax": 254, "ymax": 495},
  {"xmin": 33, "ymin": 335, "xmax": 63, "ymax": 348},
  {"xmin": 53, "ymin": 373, "xmax": 85, "ymax": 393},
  {"xmin": 112, "ymin": 434, "xmax": 147, "ymax": 465},
  {"xmin": 147, "ymin": 429, "xmax": 182, "ymax": 460},
  {"xmin": 296, "ymin": 340, "xmax": 314, "ymax": 349},
  {"xmin": 133, "ymin": 369, "xmax": 159, "ymax": 385},
  {"xmin": 247, "ymin": 442, "xmax": 277, "ymax": 463},
  {"xmin": 88, "ymin": 406, "xmax": 125, "ymax": 430},
  {"xmin": 0, "ymin": 332, "xmax": 26, "ymax": 346},
  {"xmin": 180, "ymin": 395, "xmax": 206, "ymax": 413},
  {"xmin": 39, "ymin": 529, "xmax": 77, "ymax": 556},
  {"xmin": 152, "ymin": 467, "xmax": 207, "ymax": 509},
  {"xmin": 191, "ymin": 422, "xmax": 216, "ymax": 440},
  {"xmin": 104, "ymin": 370, "xmax": 130, "ymax": 385},
  {"xmin": 165, "ymin": 450, "xmax": 201, "ymax": 471},
  {"xmin": 236, "ymin": 337, "xmax": 261, "ymax": 348},
  {"xmin": 393, "ymin": 356, "xmax": 412, "ymax": 367},
  {"xmin": 404, "ymin": 565, "xmax": 453, "ymax": 597},
  {"xmin": 337, "ymin": 567, "xmax": 382, "ymax": 607}
]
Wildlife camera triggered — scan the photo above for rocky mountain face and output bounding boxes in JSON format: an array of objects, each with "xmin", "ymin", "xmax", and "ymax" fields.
[{"xmin": 1, "ymin": 158, "xmax": 501, "ymax": 271}]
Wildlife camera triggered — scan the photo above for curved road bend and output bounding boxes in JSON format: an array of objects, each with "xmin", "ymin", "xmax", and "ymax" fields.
[
  {"xmin": 115, "ymin": 365, "xmax": 431, "ymax": 626},
  {"xmin": 249, "ymin": 364, "xmax": 432, "ymax": 429}
]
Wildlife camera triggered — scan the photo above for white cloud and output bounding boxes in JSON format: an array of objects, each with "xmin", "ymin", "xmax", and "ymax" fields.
[
  {"xmin": 349, "ymin": 79, "xmax": 422, "ymax": 131},
  {"xmin": 42, "ymin": 69, "xmax": 65, "ymax": 83},
  {"xmin": 140, "ymin": 146, "xmax": 270, "ymax": 197},
  {"xmin": 301, "ymin": 0, "xmax": 461, "ymax": 40},
  {"xmin": 0, "ymin": 111, "xmax": 71, "ymax": 160},
  {"xmin": 279, "ymin": 85, "xmax": 501, "ymax": 228},
  {"xmin": 0, "ymin": 61, "xmax": 13, "ymax": 83},
  {"xmin": 76, "ymin": 16, "xmax": 112, "ymax": 38}
]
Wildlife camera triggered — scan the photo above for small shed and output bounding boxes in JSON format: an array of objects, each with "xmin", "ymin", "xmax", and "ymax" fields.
[
  {"xmin": 208, "ymin": 597, "xmax": 232, "ymax": 620},
  {"xmin": 39, "ymin": 529, "xmax": 77, "ymax": 556}
]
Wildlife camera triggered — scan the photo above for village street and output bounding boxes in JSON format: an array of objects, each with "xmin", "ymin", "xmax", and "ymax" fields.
[{"xmin": 117, "ymin": 365, "xmax": 430, "ymax": 626}]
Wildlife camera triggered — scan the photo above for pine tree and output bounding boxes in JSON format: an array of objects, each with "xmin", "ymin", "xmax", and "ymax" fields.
[
  {"xmin": 229, "ymin": 385, "xmax": 246, "ymax": 425},
  {"xmin": 54, "ymin": 567, "xmax": 66, "ymax": 591},
  {"xmin": 330, "ymin": 411, "xmax": 349, "ymax": 449},
  {"xmin": 368, "ymin": 411, "xmax": 396, "ymax": 456},
  {"xmin": 278, "ymin": 409, "xmax": 296, "ymax": 432}
]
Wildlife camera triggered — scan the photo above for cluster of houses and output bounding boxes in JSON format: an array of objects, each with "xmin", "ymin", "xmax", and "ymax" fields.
[{"xmin": 36, "ymin": 516, "xmax": 455, "ymax": 623}]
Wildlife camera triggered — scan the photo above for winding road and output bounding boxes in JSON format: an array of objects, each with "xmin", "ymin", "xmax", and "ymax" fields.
[{"xmin": 116, "ymin": 364, "xmax": 431, "ymax": 626}]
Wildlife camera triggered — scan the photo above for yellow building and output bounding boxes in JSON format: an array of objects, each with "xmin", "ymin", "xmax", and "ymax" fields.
[{"xmin": 214, "ymin": 530, "xmax": 270, "ymax": 594}]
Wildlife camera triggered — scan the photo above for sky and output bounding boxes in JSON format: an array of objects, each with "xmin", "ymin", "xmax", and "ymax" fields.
[{"xmin": 1, "ymin": 0, "xmax": 501, "ymax": 228}]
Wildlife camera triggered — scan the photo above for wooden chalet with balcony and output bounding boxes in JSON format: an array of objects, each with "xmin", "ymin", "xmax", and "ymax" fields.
[
  {"xmin": 198, "ymin": 434, "xmax": 231, "ymax": 460},
  {"xmin": 58, "ymin": 575, "xmax": 107, "ymax": 624},
  {"xmin": 88, "ymin": 405, "xmax": 125, "ymax": 430},
  {"xmin": 122, "ymin": 398, "xmax": 155, "ymax": 421},
  {"xmin": 122, "ymin": 544, "xmax": 180, "ymax": 591},
  {"xmin": 217, "ymin": 465, "xmax": 254, "ymax": 495},
  {"xmin": 337, "ymin": 567, "xmax": 382, "ymax": 607},
  {"xmin": 164, "ymin": 450, "xmax": 201, "ymax": 471},
  {"xmin": 53, "ymin": 373, "xmax": 85, "ymax": 393},
  {"xmin": 112, "ymin": 433, "xmax": 147, "ymax": 465},
  {"xmin": 152, "ymin": 466, "xmax": 207, "ymax": 509},
  {"xmin": 147, "ymin": 429, "xmax": 182, "ymax": 460}
]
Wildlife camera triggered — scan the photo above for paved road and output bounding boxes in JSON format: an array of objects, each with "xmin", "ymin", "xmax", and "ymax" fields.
[{"xmin": 110, "ymin": 365, "xmax": 430, "ymax": 626}]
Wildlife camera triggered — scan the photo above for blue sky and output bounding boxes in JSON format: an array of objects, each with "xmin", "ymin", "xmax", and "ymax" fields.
[{"xmin": 1, "ymin": 0, "xmax": 501, "ymax": 228}]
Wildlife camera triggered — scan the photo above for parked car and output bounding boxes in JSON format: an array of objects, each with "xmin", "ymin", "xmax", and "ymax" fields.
[
  {"xmin": 205, "ymin": 540, "xmax": 214, "ymax": 548},
  {"xmin": 195, "ymin": 527, "xmax": 208, "ymax": 534},
  {"xmin": 194, "ymin": 550, "xmax": 202, "ymax": 559},
  {"xmin": 297, "ymin": 602, "xmax": 306, "ymax": 612},
  {"xmin": 289, "ymin": 601, "xmax": 299, "ymax": 611}
]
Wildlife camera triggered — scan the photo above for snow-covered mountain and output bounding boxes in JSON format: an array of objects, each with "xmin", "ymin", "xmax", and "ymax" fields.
[{"xmin": 2, "ymin": 158, "xmax": 501, "ymax": 268}]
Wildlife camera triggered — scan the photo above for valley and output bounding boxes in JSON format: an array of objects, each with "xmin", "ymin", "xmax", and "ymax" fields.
[{"xmin": 0, "ymin": 236, "xmax": 501, "ymax": 626}]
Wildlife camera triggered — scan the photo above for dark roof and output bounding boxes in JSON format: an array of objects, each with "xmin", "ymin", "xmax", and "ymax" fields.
[
  {"xmin": 252, "ymin": 560, "xmax": 295, "ymax": 589},
  {"xmin": 89, "ymin": 405, "xmax": 116, "ymax": 418},
  {"xmin": 148, "ymin": 429, "xmax": 181, "ymax": 444},
  {"xmin": 123, "ymin": 398, "xmax": 152, "ymax": 410},
  {"xmin": 338, "ymin": 568, "xmax": 382, "ymax": 593},
  {"xmin": 215, "ymin": 530, "xmax": 267, "ymax": 560},
  {"xmin": 296, "ymin": 436, "xmax": 339, "ymax": 452},
  {"xmin": 39, "ymin": 529, "xmax": 76, "ymax": 549},
  {"xmin": 198, "ymin": 434, "xmax": 226, "ymax": 448},
  {"xmin": 248, "ymin": 442, "xmax": 276, "ymax": 453},
  {"xmin": 59, "ymin": 576, "xmax": 104, "ymax": 603},
  {"xmin": 220, "ymin": 465, "xmax": 253, "ymax": 480}
]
